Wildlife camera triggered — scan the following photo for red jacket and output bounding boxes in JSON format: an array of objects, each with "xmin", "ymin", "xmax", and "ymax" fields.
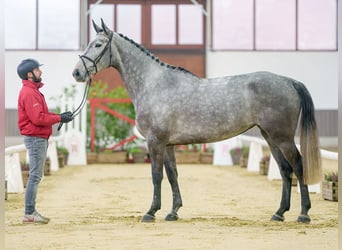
[{"xmin": 18, "ymin": 80, "xmax": 61, "ymax": 139}]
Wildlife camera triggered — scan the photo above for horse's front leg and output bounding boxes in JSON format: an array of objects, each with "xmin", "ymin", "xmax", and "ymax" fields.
[
  {"xmin": 141, "ymin": 136, "xmax": 166, "ymax": 222},
  {"xmin": 164, "ymin": 145, "xmax": 182, "ymax": 221}
]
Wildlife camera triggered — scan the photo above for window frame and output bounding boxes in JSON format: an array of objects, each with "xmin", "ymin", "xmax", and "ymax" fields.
[
  {"xmin": 87, "ymin": 0, "xmax": 206, "ymax": 50},
  {"xmin": 211, "ymin": 0, "xmax": 338, "ymax": 51},
  {"xmin": 5, "ymin": 0, "xmax": 81, "ymax": 51}
]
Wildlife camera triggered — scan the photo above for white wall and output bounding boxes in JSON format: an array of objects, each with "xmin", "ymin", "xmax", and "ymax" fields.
[
  {"xmin": 206, "ymin": 51, "xmax": 338, "ymax": 110},
  {"xmin": 5, "ymin": 51, "xmax": 83, "ymax": 109}
]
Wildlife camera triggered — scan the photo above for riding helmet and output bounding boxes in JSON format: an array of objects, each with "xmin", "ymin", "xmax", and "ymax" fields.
[{"xmin": 17, "ymin": 59, "xmax": 43, "ymax": 80}]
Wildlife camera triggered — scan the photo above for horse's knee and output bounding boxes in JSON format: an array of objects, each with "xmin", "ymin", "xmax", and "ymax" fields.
[{"xmin": 152, "ymin": 171, "xmax": 163, "ymax": 184}]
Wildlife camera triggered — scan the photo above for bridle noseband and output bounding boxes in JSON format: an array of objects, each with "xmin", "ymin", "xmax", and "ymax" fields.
[{"xmin": 57, "ymin": 32, "xmax": 113, "ymax": 131}]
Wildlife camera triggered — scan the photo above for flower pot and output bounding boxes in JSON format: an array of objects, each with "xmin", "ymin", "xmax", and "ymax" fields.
[
  {"xmin": 175, "ymin": 152, "xmax": 200, "ymax": 164},
  {"xmin": 87, "ymin": 152, "xmax": 98, "ymax": 164},
  {"xmin": 322, "ymin": 181, "xmax": 338, "ymax": 201},
  {"xmin": 97, "ymin": 151, "xmax": 127, "ymax": 163},
  {"xmin": 58, "ymin": 154, "xmax": 65, "ymax": 168},
  {"xmin": 259, "ymin": 162, "xmax": 269, "ymax": 175},
  {"xmin": 22, "ymin": 170, "xmax": 29, "ymax": 188},
  {"xmin": 44, "ymin": 158, "xmax": 51, "ymax": 176},
  {"xmin": 230, "ymin": 152, "xmax": 241, "ymax": 165},
  {"xmin": 200, "ymin": 152, "xmax": 213, "ymax": 164},
  {"xmin": 240, "ymin": 156, "xmax": 248, "ymax": 168},
  {"xmin": 132, "ymin": 152, "xmax": 146, "ymax": 163}
]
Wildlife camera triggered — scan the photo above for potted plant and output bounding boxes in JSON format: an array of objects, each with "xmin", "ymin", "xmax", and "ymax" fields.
[
  {"xmin": 230, "ymin": 147, "xmax": 242, "ymax": 165},
  {"xmin": 128, "ymin": 146, "xmax": 147, "ymax": 163},
  {"xmin": 175, "ymin": 144, "xmax": 201, "ymax": 164},
  {"xmin": 200, "ymin": 146, "xmax": 214, "ymax": 164},
  {"xmin": 240, "ymin": 146, "xmax": 249, "ymax": 168},
  {"xmin": 44, "ymin": 157, "xmax": 51, "ymax": 176},
  {"xmin": 57, "ymin": 146, "xmax": 69, "ymax": 167},
  {"xmin": 259, "ymin": 155, "xmax": 270, "ymax": 175},
  {"xmin": 97, "ymin": 148, "xmax": 128, "ymax": 164},
  {"xmin": 20, "ymin": 160, "xmax": 30, "ymax": 188},
  {"xmin": 322, "ymin": 172, "xmax": 338, "ymax": 201}
]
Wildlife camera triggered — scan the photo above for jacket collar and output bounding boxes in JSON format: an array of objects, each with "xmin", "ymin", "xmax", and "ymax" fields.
[{"xmin": 22, "ymin": 79, "xmax": 44, "ymax": 89}]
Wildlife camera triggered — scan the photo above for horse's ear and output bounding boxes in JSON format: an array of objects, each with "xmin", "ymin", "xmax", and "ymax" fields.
[
  {"xmin": 92, "ymin": 20, "xmax": 102, "ymax": 33},
  {"xmin": 101, "ymin": 18, "xmax": 111, "ymax": 36}
]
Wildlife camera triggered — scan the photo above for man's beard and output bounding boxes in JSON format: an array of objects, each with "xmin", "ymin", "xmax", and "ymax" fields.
[{"xmin": 32, "ymin": 73, "xmax": 42, "ymax": 82}]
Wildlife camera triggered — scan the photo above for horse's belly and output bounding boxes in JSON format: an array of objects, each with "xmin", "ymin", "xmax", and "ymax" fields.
[{"xmin": 168, "ymin": 119, "xmax": 253, "ymax": 145}]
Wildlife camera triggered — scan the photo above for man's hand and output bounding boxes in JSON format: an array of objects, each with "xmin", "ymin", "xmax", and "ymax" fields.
[{"xmin": 60, "ymin": 111, "xmax": 73, "ymax": 123}]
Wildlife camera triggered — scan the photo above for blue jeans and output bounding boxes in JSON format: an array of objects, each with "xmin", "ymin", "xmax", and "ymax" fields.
[{"xmin": 24, "ymin": 136, "xmax": 48, "ymax": 215}]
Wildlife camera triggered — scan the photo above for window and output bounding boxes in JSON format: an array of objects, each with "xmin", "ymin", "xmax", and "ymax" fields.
[
  {"xmin": 39, "ymin": 0, "xmax": 80, "ymax": 50},
  {"xmin": 5, "ymin": 0, "xmax": 36, "ymax": 49},
  {"xmin": 151, "ymin": 5, "xmax": 177, "ymax": 45},
  {"xmin": 212, "ymin": 0, "xmax": 254, "ymax": 50},
  {"xmin": 89, "ymin": 3, "xmax": 141, "ymax": 43},
  {"xmin": 298, "ymin": 0, "xmax": 337, "ymax": 50},
  {"xmin": 179, "ymin": 4, "xmax": 203, "ymax": 45},
  {"xmin": 150, "ymin": 3, "xmax": 204, "ymax": 47},
  {"xmin": 5, "ymin": 0, "xmax": 80, "ymax": 50},
  {"xmin": 255, "ymin": 0, "xmax": 296, "ymax": 50},
  {"xmin": 117, "ymin": 5, "xmax": 141, "ymax": 43},
  {"xmin": 212, "ymin": 0, "xmax": 337, "ymax": 51},
  {"xmin": 88, "ymin": 0, "xmax": 205, "ymax": 49},
  {"xmin": 89, "ymin": 4, "xmax": 115, "ymax": 41}
]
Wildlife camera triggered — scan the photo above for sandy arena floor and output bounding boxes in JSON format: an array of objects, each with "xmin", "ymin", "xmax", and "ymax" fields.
[{"xmin": 5, "ymin": 161, "xmax": 338, "ymax": 250}]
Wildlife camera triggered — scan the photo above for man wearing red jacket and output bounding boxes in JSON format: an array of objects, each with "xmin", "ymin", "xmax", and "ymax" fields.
[{"xmin": 17, "ymin": 58, "xmax": 73, "ymax": 224}]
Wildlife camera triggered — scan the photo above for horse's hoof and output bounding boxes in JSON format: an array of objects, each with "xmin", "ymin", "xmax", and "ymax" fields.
[
  {"xmin": 165, "ymin": 213, "xmax": 178, "ymax": 221},
  {"xmin": 271, "ymin": 214, "xmax": 285, "ymax": 222},
  {"xmin": 297, "ymin": 214, "xmax": 311, "ymax": 224},
  {"xmin": 141, "ymin": 214, "xmax": 155, "ymax": 222}
]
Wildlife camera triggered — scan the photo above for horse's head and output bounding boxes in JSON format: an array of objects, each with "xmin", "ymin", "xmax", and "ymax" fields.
[{"xmin": 72, "ymin": 19, "xmax": 113, "ymax": 82}]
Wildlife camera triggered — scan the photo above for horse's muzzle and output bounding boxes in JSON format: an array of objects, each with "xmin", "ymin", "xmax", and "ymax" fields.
[{"xmin": 72, "ymin": 68, "xmax": 84, "ymax": 82}]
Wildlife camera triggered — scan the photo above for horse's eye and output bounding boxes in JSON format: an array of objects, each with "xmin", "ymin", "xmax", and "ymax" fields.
[{"xmin": 95, "ymin": 43, "xmax": 102, "ymax": 48}]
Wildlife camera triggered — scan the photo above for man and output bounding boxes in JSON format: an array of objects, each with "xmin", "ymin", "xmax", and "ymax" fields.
[{"xmin": 17, "ymin": 58, "xmax": 73, "ymax": 224}]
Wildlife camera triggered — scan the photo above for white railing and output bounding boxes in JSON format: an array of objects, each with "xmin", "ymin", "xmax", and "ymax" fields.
[
  {"xmin": 6, "ymin": 130, "xmax": 337, "ymax": 194},
  {"xmin": 236, "ymin": 134, "xmax": 338, "ymax": 193},
  {"xmin": 5, "ymin": 136, "xmax": 64, "ymax": 193},
  {"xmin": 238, "ymin": 134, "xmax": 338, "ymax": 161}
]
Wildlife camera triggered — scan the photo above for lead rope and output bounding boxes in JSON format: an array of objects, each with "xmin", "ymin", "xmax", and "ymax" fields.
[{"xmin": 57, "ymin": 79, "xmax": 91, "ymax": 131}]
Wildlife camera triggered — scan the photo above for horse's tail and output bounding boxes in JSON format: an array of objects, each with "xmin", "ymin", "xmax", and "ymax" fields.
[{"xmin": 292, "ymin": 81, "xmax": 322, "ymax": 185}]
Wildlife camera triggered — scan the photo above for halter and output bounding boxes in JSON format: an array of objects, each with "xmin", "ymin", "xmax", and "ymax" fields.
[{"xmin": 57, "ymin": 32, "xmax": 113, "ymax": 131}]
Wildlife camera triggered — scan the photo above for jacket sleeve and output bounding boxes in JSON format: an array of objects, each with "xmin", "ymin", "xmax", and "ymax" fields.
[{"xmin": 24, "ymin": 92, "xmax": 61, "ymax": 126}]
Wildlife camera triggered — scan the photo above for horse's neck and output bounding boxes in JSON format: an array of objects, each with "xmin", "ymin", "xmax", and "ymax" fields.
[{"xmin": 112, "ymin": 34, "xmax": 156, "ymax": 101}]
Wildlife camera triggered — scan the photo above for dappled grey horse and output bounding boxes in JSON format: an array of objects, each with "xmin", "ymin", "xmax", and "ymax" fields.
[{"xmin": 72, "ymin": 20, "xmax": 322, "ymax": 223}]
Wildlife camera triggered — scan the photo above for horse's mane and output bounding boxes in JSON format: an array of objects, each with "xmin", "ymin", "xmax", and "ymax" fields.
[{"xmin": 117, "ymin": 33, "xmax": 196, "ymax": 77}]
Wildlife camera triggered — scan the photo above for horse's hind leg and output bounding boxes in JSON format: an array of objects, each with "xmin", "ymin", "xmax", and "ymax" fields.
[
  {"xmin": 164, "ymin": 145, "xmax": 183, "ymax": 221},
  {"xmin": 268, "ymin": 141, "xmax": 311, "ymax": 223},
  {"xmin": 292, "ymin": 156, "xmax": 312, "ymax": 223},
  {"xmin": 268, "ymin": 144, "xmax": 293, "ymax": 222}
]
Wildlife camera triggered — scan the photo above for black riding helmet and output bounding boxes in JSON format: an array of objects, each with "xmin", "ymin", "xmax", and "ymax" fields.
[{"xmin": 17, "ymin": 59, "xmax": 43, "ymax": 80}]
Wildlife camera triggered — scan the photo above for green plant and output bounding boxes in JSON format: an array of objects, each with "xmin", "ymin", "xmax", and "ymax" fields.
[
  {"xmin": 230, "ymin": 146, "xmax": 249, "ymax": 157},
  {"xmin": 259, "ymin": 155, "xmax": 270, "ymax": 164},
  {"xmin": 20, "ymin": 160, "xmax": 30, "ymax": 171},
  {"xmin": 87, "ymin": 80, "xmax": 135, "ymax": 151},
  {"xmin": 241, "ymin": 146, "xmax": 249, "ymax": 157},
  {"xmin": 324, "ymin": 172, "xmax": 338, "ymax": 182},
  {"xmin": 126, "ymin": 140, "xmax": 147, "ymax": 154},
  {"xmin": 57, "ymin": 146, "xmax": 68, "ymax": 154}
]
